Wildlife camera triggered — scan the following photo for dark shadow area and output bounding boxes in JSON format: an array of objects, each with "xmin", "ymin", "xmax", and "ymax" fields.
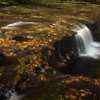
[{"xmin": 63, "ymin": 56, "xmax": 100, "ymax": 78}]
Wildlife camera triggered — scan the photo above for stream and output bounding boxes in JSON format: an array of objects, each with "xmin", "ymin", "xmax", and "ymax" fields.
[
  {"xmin": 1, "ymin": 20, "xmax": 100, "ymax": 100},
  {"xmin": 65, "ymin": 24, "xmax": 100, "ymax": 78},
  {"xmin": 0, "ymin": 3, "xmax": 100, "ymax": 100}
]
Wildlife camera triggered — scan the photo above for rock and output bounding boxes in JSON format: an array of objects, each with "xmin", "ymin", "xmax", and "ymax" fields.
[
  {"xmin": 12, "ymin": 35, "xmax": 34, "ymax": 42},
  {"xmin": 12, "ymin": 35, "xmax": 29, "ymax": 41},
  {"xmin": 0, "ymin": 53, "xmax": 6, "ymax": 63},
  {"xmin": 1, "ymin": 21, "xmax": 38, "ymax": 29}
]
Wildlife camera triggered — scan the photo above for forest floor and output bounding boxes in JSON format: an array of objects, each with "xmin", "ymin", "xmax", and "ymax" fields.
[{"xmin": 0, "ymin": 1, "xmax": 100, "ymax": 100}]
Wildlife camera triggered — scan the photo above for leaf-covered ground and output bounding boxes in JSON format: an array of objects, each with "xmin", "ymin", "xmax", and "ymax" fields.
[
  {"xmin": 0, "ymin": 1, "xmax": 100, "ymax": 100},
  {"xmin": 21, "ymin": 76, "xmax": 100, "ymax": 100}
]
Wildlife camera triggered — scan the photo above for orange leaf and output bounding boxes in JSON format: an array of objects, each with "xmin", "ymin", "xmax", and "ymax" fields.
[
  {"xmin": 0, "ymin": 73, "xmax": 2, "ymax": 76},
  {"xmin": 53, "ymin": 70, "xmax": 56, "ymax": 74}
]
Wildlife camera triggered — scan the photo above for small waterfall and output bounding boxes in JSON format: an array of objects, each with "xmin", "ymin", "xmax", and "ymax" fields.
[
  {"xmin": 0, "ymin": 86, "xmax": 26, "ymax": 100},
  {"xmin": 74, "ymin": 24, "xmax": 100, "ymax": 59},
  {"xmin": 9, "ymin": 92, "xmax": 26, "ymax": 100}
]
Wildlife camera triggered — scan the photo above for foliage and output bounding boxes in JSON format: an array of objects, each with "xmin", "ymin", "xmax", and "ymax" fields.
[
  {"xmin": 0, "ymin": 0, "xmax": 14, "ymax": 5},
  {"xmin": 76, "ymin": 0, "xmax": 100, "ymax": 4},
  {"xmin": 40, "ymin": 81, "xmax": 65, "ymax": 100},
  {"xmin": 39, "ymin": 76, "xmax": 100, "ymax": 100},
  {"xmin": 0, "ymin": 2, "xmax": 100, "ymax": 100},
  {"xmin": 0, "ymin": 0, "xmax": 100, "ymax": 5},
  {"xmin": 0, "ymin": 0, "xmax": 49, "ymax": 5}
]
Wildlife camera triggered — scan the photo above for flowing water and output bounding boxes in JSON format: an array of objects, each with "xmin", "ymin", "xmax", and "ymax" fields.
[
  {"xmin": 1, "ymin": 23, "xmax": 100, "ymax": 100},
  {"xmin": 74, "ymin": 24, "xmax": 100, "ymax": 59},
  {"xmin": 0, "ymin": 3, "xmax": 100, "ymax": 100},
  {"xmin": 9, "ymin": 92, "xmax": 26, "ymax": 100},
  {"xmin": 65, "ymin": 24, "xmax": 100, "ymax": 77},
  {"xmin": 1, "ymin": 21, "xmax": 40, "ymax": 29}
]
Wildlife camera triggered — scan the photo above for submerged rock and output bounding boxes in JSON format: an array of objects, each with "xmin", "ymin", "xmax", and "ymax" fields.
[
  {"xmin": 1, "ymin": 21, "xmax": 39, "ymax": 29},
  {"xmin": 12, "ymin": 35, "xmax": 34, "ymax": 42}
]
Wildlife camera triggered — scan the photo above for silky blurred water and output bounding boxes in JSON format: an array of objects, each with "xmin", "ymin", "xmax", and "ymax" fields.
[{"xmin": 75, "ymin": 24, "xmax": 100, "ymax": 59}]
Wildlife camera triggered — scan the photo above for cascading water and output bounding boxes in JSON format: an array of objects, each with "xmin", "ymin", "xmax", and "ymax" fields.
[
  {"xmin": 74, "ymin": 24, "xmax": 100, "ymax": 59},
  {"xmin": 9, "ymin": 92, "xmax": 26, "ymax": 100}
]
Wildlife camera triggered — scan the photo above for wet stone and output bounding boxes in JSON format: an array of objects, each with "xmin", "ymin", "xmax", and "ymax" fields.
[
  {"xmin": 0, "ymin": 83, "xmax": 13, "ymax": 100},
  {"xmin": 12, "ymin": 35, "xmax": 29, "ymax": 42},
  {"xmin": 0, "ymin": 53, "xmax": 6, "ymax": 63}
]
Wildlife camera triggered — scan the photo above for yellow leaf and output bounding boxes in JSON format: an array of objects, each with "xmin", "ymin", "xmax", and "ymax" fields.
[
  {"xmin": 36, "ymin": 62, "xmax": 40, "ymax": 65},
  {"xmin": 49, "ymin": 39, "xmax": 52, "ymax": 42},
  {"xmin": 67, "ymin": 56, "xmax": 70, "ymax": 60},
  {"xmin": 45, "ymin": 28, "xmax": 50, "ymax": 30},
  {"xmin": 81, "ymin": 93, "xmax": 85, "ymax": 97},
  {"xmin": 53, "ymin": 70, "xmax": 56, "ymax": 74},
  {"xmin": 53, "ymin": 33, "xmax": 57, "ymax": 35},
  {"xmin": 0, "ymin": 73, "xmax": 2, "ymax": 76},
  {"xmin": 41, "ymin": 44, "xmax": 44, "ymax": 46},
  {"xmin": 21, "ymin": 45, "xmax": 27, "ymax": 48},
  {"xmin": 26, "ymin": 31, "xmax": 34, "ymax": 33},
  {"xmin": 44, "ymin": 41, "xmax": 48, "ymax": 44},
  {"xmin": 61, "ymin": 81, "xmax": 65, "ymax": 83},
  {"xmin": 16, "ymin": 75, "xmax": 20, "ymax": 78},
  {"xmin": 10, "ymin": 52, "xmax": 13, "ymax": 55},
  {"xmin": 33, "ymin": 47, "xmax": 35, "ymax": 49},
  {"xmin": 40, "ymin": 74, "xmax": 46, "ymax": 81}
]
